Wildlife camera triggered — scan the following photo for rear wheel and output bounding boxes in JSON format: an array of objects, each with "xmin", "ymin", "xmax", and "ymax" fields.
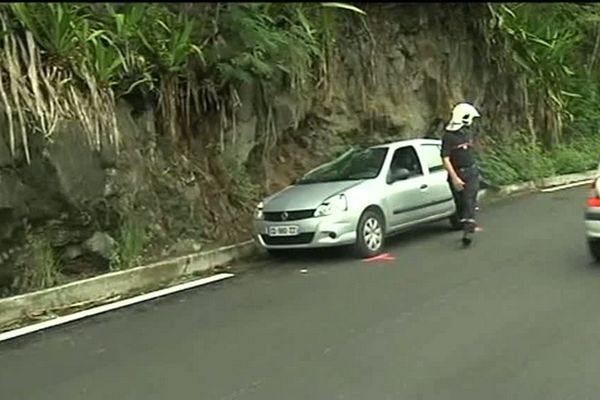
[
  {"xmin": 354, "ymin": 209, "xmax": 385, "ymax": 258},
  {"xmin": 588, "ymin": 239, "xmax": 600, "ymax": 263}
]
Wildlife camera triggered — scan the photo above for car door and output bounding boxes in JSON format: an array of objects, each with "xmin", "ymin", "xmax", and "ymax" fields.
[
  {"xmin": 417, "ymin": 143, "xmax": 456, "ymax": 216},
  {"xmin": 383, "ymin": 145, "xmax": 431, "ymax": 229}
]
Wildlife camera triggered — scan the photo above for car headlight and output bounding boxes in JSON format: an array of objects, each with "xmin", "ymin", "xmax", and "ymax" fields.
[
  {"xmin": 255, "ymin": 201, "xmax": 264, "ymax": 220},
  {"xmin": 314, "ymin": 194, "xmax": 348, "ymax": 217}
]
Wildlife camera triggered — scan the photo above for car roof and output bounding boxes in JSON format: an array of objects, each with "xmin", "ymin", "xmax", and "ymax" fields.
[{"xmin": 370, "ymin": 138, "xmax": 441, "ymax": 151}]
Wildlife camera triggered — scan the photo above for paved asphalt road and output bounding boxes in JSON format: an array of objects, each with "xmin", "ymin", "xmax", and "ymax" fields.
[{"xmin": 1, "ymin": 186, "xmax": 599, "ymax": 400}]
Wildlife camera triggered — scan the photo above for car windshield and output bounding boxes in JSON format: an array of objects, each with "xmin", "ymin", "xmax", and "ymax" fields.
[{"xmin": 297, "ymin": 147, "xmax": 389, "ymax": 184}]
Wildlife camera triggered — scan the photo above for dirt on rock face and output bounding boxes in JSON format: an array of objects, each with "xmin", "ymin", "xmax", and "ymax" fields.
[{"xmin": 0, "ymin": 3, "xmax": 527, "ymax": 295}]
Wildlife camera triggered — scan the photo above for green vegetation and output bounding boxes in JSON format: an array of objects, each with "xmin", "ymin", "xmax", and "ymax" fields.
[
  {"xmin": 0, "ymin": 3, "xmax": 364, "ymax": 163},
  {"xmin": 477, "ymin": 134, "xmax": 600, "ymax": 186},
  {"xmin": 0, "ymin": 2, "xmax": 593, "ymax": 179},
  {"xmin": 112, "ymin": 214, "xmax": 147, "ymax": 271},
  {"xmin": 13, "ymin": 235, "xmax": 62, "ymax": 294},
  {"xmin": 480, "ymin": 3, "xmax": 600, "ymax": 185},
  {"xmin": 0, "ymin": 2, "xmax": 595, "ymax": 187}
]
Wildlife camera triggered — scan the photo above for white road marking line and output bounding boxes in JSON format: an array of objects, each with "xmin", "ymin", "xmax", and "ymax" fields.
[
  {"xmin": 541, "ymin": 180, "xmax": 593, "ymax": 193},
  {"xmin": 0, "ymin": 272, "xmax": 234, "ymax": 343}
]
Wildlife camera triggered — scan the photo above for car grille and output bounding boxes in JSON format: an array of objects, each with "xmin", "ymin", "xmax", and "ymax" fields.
[
  {"xmin": 263, "ymin": 209, "xmax": 315, "ymax": 222},
  {"xmin": 261, "ymin": 233, "xmax": 315, "ymax": 245}
]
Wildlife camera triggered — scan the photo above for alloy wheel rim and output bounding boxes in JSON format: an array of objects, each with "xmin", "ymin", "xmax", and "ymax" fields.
[{"xmin": 363, "ymin": 217, "xmax": 382, "ymax": 251}]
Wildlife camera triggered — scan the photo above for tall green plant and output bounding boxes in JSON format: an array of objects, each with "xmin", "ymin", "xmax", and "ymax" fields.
[
  {"xmin": 0, "ymin": 3, "xmax": 122, "ymax": 158},
  {"xmin": 113, "ymin": 214, "xmax": 147, "ymax": 271},
  {"xmin": 103, "ymin": 4, "xmax": 155, "ymax": 95},
  {"xmin": 9, "ymin": 3, "xmax": 86, "ymax": 62},
  {"xmin": 488, "ymin": 3, "xmax": 584, "ymax": 146}
]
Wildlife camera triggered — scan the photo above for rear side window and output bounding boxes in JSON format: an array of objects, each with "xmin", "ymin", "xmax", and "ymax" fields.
[{"xmin": 420, "ymin": 144, "xmax": 444, "ymax": 173}]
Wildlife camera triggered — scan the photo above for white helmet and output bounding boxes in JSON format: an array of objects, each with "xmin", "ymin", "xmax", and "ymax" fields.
[{"xmin": 445, "ymin": 103, "xmax": 481, "ymax": 131}]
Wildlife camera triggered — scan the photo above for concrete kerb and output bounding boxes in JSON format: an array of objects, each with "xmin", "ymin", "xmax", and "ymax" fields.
[
  {"xmin": 538, "ymin": 170, "xmax": 598, "ymax": 188},
  {"xmin": 0, "ymin": 169, "xmax": 597, "ymax": 333},
  {"xmin": 477, "ymin": 169, "xmax": 597, "ymax": 204},
  {"xmin": 0, "ymin": 240, "xmax": 260, "ymax": 331}
]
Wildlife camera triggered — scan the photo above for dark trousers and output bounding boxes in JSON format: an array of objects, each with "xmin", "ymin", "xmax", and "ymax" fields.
[{"xmin": 448, "ymin": 165, "xmax": 479, "ymax": 232}]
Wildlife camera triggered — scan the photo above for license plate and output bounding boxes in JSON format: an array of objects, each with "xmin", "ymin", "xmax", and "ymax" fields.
[{"xmin": 268, "ymin": 225, "xmax": 300, "ymax": 237}]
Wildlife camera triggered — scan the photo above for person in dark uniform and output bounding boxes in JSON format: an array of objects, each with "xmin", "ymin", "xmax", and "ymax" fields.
[{"xmin": 440, "ymin": 103, "xmax": 481, "ymax": 246}]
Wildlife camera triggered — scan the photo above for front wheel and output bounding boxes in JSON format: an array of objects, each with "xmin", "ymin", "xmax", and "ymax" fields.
[
  {"xmin": 588, "ymin": 239, "xmax": 600, "ymax": 263},
  {"xmin": 354, "ymin": 210, "xmax": 385, "ymax": 258}
]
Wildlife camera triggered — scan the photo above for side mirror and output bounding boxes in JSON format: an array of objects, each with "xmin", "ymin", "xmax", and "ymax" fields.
[{"xmin": 388, "ymin": 167, "xmax": 410, "ymax": 183}]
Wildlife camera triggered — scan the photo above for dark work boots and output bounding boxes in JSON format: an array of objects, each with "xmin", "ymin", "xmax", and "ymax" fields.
[{"xmin": 462, "ymin": 221, "xmax": 476, "ymax": 247}]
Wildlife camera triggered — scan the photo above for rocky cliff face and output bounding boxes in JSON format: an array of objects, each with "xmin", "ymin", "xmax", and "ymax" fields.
[{"xmin": 0, "ymin": 3, "xmax": 526, "ymax": 294}]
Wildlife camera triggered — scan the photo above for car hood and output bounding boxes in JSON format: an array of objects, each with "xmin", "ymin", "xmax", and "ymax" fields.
[{"xmin": 264, "ymin": 180, "xmax": 364, "ymax": 211}]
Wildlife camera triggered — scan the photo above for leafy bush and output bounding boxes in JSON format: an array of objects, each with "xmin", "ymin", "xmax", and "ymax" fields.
[
  {"xmin": 477, "ymin": 4, "xmax": 600, "ymax": 184},
  {"xmin": 548, "ymin": 134, "xmax": 600, "ymax": 175},
  {"xmin": 479, "ymin": 132, "xmax": 600, "ymax": 186},
  {"xmin": 489, "ymin": 3, "xmax": 600, "ymax": 146},
  {"xmin": 478, "ymin": 134, "xmax": 554, "ymax": 186}
]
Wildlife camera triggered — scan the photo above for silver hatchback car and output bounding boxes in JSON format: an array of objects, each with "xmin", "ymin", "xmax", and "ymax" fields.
[{"xmin": 253, "ymin": 139, "xmax": 460, "ymax": 258}]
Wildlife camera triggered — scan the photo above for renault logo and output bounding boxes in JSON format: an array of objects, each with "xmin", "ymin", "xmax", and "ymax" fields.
[{"xmin": 281, "ymin": 211, "xmax": 288, "ymax": 221}]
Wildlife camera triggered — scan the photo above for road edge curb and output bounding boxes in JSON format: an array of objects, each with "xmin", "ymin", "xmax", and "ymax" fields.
[
  {"xmin": 0, "ymin": 240, "xmax": 259, "ymax": 332},
  {"xmin": 477, "ymin": 169, "xmax": 597, "ymax": 204}
]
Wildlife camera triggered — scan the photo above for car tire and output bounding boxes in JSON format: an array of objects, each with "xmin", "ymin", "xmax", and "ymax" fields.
[
  {"xmin": 588, "ymin": 239, "xmax": 600, "ymax": 263},
  {"xmin": 354, "ymin": 209, "xmax": 385, "ymax": 258},
  {"xmin": 449, "ymin": 213, "xmax": 463, "ymax": 231}
]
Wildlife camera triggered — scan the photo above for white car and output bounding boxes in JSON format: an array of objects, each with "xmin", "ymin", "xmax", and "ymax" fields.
[
  {"xmin": 253, "ymin": 139, "xmax": 462, "ymax": 258},
  {"xmin": 585, "ymin": 166, "xmax": 600, "ymax": 261}
]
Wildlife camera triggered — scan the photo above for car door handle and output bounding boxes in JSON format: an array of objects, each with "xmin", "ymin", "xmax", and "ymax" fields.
[{"xmin": 420, "ymin": 184, "xmax": 428, "ymax": 190}]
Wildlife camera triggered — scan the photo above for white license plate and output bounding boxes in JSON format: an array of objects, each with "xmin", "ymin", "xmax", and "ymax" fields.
[{"xmin": 268, "ymin": 225, "xmax": 300, "ymax": 237}]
